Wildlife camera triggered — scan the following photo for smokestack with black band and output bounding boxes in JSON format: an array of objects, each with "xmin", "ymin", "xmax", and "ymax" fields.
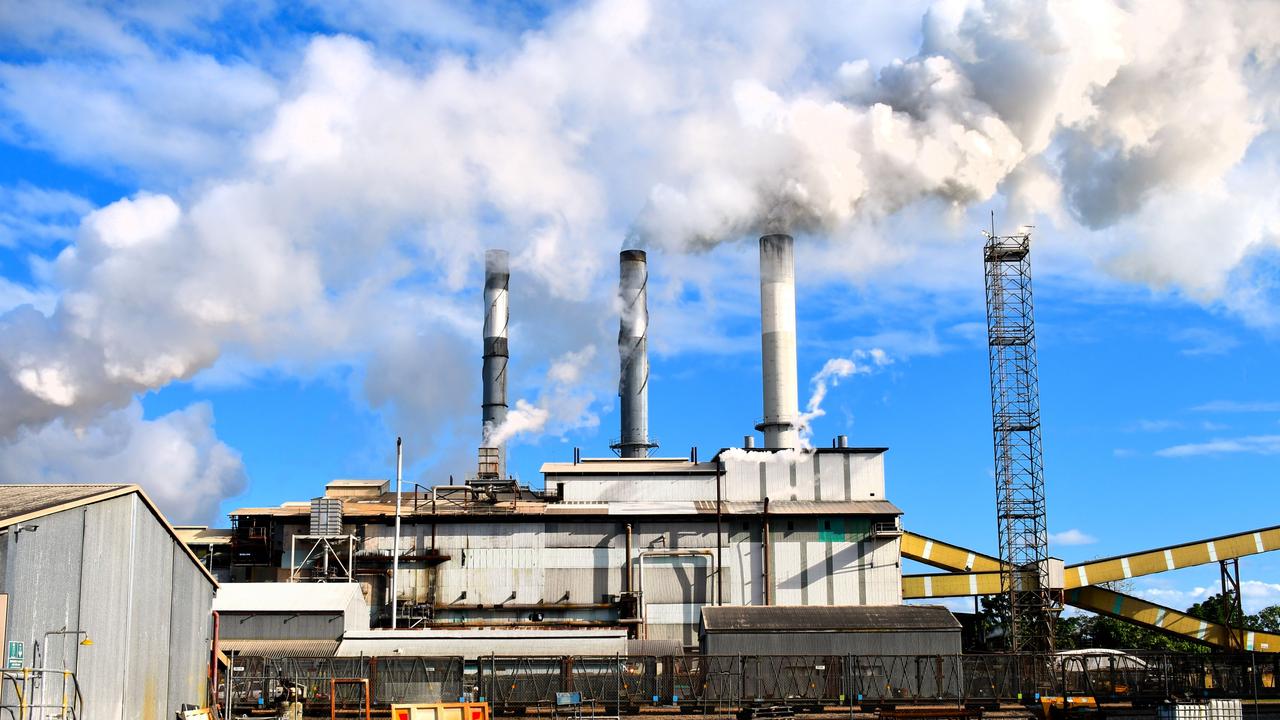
[
  {"xmin": 755, "ymin": 234, "xmax": 800, "ymax": 449},
  {"xmin": 612, "ymin": 249, "xmax": 656, "ymax": 458},
  {"xmin": 482, "ymin": 249, "xmax": 509, "ymax": 476}
]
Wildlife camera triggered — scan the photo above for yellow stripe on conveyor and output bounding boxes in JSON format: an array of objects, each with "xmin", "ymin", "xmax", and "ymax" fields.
[
  {"xmin": 1064, "ymin": 525, "xmax": 1280, "ymax": 589},
  {"xmin": 1066, "ymin": 585, "xmax": 1280, "ymax": 653},
  {"xmin": 901, "ymin": 531, "xmax": 1004, "ymax": 573},
  {"xmin": 902, "ymin": 572, "xmax": 1003, "ymax": 598}
]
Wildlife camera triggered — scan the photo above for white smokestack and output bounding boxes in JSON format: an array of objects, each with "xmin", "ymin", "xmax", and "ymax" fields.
[
  {"xmin": 755, "ymin": 234, "xmax": 800, "ymax": 449},
  {"xmin": 481, "ymin": 249, "xmax": 509, "ymax": 477},
  {"xmin": 612, "ymin": 249, "xmax": 656, "ymax": 459}
]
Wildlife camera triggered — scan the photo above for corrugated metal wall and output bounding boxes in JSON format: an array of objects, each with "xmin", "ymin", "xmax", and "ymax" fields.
[
  {"xmin": 0, "ymin": 493, "xmax": 213, "ymax": 720},
  {"xmin": 218, "ymin": 613, "xmax": 346, "ymax": 640},
  {"xmin": 704, "ymin": 628, "xmax": 962, "ymax": 656},
  {"xmin": 350, "ymin": 514, "xmax": 900, "ymax": 649}
]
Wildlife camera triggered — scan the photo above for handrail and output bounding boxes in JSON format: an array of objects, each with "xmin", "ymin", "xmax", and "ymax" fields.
[{"xmin": 0, "ymin": 667, "xmax": 84, "ymax": 720}]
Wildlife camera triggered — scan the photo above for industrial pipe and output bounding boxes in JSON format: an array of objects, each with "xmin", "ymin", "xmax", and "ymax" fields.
[
  {"xmin": 392, "ymin": 436, "xmax": 403, "ymax": 629},
  {"xmin": 624, "ymin": 523, "xmax": 633, "ymax": 593},
  {"xmin": 636, "ymin": 549, "xmax": 716, "ymax": 639},
  {"xmin": 755, "ymin": 234, "xmax": 800, "ymax": 449},
  {"xmin": 613, "ymin": 249, "xmax": 656, "ymax": 458},
  {"xmin": 762, "ymin": 496, "xmax": 772, "ymax": 605},
  {"xmin": 482, "ymin": 249, "xmax": 510, "ymax": 477}
]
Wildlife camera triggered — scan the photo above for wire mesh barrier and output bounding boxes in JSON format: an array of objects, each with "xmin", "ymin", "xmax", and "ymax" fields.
[{"xmin": 221, "ymin": 652, "xmax": 1280, "ymax": 716}]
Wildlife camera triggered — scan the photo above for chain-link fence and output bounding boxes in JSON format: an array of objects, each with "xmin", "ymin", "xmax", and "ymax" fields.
[{"xmin": 222, "ymin": 651, "xmax": 1278, "ymax": 716}]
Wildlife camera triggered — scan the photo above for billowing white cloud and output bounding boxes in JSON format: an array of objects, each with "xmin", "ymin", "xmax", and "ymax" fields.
[
  {"xmin": 0, "ymin": 0, "xmax": 1276, "ymax": 513},
  {"xmin": 0, "ymin": 399, "xmax": 245, "ymax": 524}
]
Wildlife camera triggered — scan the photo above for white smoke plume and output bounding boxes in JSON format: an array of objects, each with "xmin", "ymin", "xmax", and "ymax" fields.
[
  {"xmin": 798, "ymin": 348, "xmax": 891, "ymax": 444},
  {"xmin": 483, "ymin": 346, "xmax": 602, "ymax": 448},
  {"xmin": 0, "ymin": 0, "xmax": 1275, "ymax": 519}
]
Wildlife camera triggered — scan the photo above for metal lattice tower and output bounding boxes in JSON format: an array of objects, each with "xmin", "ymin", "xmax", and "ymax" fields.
[{"xmin": 983, "ymin": 224, "xmax": 1057, "ymax": 652}]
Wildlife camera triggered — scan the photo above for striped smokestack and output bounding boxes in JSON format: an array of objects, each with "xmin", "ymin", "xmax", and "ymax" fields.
[
  {"xmin": 481, "ymin": 249, "xmax": 509, "ymax": 477},
  {"xmin": 755, "ymin": 234, "xmax": 800, "ymax": 449},
  {"xmin": 612, "ymin": 249, "xmax": 656, "ymax": 458}
]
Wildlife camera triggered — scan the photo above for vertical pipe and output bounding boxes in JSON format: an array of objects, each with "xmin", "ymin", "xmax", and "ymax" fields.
[
  {"xmin": 392, "ymin": 436, "xmax": 403, "ymax": 629},
  {"xmin": 482, "ymin": 249, "xmax": 510, "ymax": 477},
  {"xmin": 755, "ymin": 234, "xmax": 800, "ymax": 448},
  {"xmin": 624, "ymin": 523, "xmax": 633, "ymax": 593},
  {"xmin": 762, "ymin": 496, "xmax": 772, "ymax": 606},
  {"xmin": 716, "ymin": 470, "xmax": 723, "ymax": 605},
  {"xmin": 613, "ymin": 249, "xmax": 654, "ymax": 458}
]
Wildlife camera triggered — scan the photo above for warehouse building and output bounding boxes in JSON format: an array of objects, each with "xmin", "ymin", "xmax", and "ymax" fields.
[
  {"xmin": 699, "ymin": 605, "xmax": 962, "ymax": 655},
  {"xmin": 0, "ymin": 484, "xmax": 216, "ymax": 719}
]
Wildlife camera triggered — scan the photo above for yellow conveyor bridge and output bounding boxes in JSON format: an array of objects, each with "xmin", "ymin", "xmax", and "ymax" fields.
[{"xmin": 901, "ymin": 525, "xmax": 1280, "ymax": 652}]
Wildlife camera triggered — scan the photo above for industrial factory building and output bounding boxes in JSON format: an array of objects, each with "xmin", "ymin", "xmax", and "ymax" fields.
[
  {"xmin": 204, "ymin": 235, "xmax": 943, "ymax": 656},
  {"xmin": 0, "ymin": 484, "xmax": 216, "ymax": 719}
]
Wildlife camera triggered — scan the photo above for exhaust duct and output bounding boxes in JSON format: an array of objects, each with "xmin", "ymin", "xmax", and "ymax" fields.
[
  {"xmin": 755, "ymin": 234, "xmax": 800, "ymax": 449},
  {"xmin": 612, "ymin": 249, "xmax": 657, "ymax": 458},
  {"xmin": 481, "ymin": 249, "xmax": 509, "ymax": 477}
]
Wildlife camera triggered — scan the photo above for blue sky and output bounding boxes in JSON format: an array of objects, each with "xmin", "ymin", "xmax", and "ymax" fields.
[{"xmin": 0, "ymin": 1, "xmax": 1277, "ymax": 613}]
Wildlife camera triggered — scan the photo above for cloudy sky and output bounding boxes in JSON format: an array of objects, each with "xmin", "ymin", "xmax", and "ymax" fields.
[{"xmin": 0, "ymin": 0, "xmax": 1277, "ymax": 613}]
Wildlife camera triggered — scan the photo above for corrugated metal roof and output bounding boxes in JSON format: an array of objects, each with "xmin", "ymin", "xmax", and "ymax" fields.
[
  {"xmin": 701, "ymin": 605, "xmax": 961, "ymax": 633},
  {"xmin": 232, "ymin": 499, "xmax": 901, "ymax": 519},
  {"xmin": 0, "ymin": 484, "xmax": 132, "ymax": 525},
  {"xmin": 627, "ymin": 638, "xmax": 684, "ymax": 656},
  {"xmin": 757, "ymin": 500, "xmax": 902, "ymax": 515},
  {"xmin": 221, "ymin": 639, "xmax": 339, "ymax": 658},
  {"xmin": 541, "ymin": 459, "xmax": 718, "ymax": 475},
  {"xmin": 0, "ymin": 483, "xmax": 218, "ymax": 587},
  {"xmin": 214, "ymin": 582, "xmax": 364, "ymax": 613},
  {"xmin": 174, "ymin": 526, "xmax": 234, "ymax": 545}
]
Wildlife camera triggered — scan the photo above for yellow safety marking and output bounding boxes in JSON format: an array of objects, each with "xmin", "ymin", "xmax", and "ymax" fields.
[
  {"xmin": 901, "ymin": 532, "xmax": 1004, "ymax": 572},
  {"xmin": 1064, "ymin": 525, "xmax": 1280, "ymax": 588},
  {"xmin": 1066, "ymin": 585, "xmax": 1280, "ymax": 653},
  {"xmin": 903, "ymin": 572, "xmax": 1002, "ymax": 598}
]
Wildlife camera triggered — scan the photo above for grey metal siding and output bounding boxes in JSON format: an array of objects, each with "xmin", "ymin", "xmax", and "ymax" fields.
[
  {"xmin": 218, "ymin": 613, "xmax": 346, "ymax": 640},
  {"xmin": 77, "ymin": 495, "xmax": 136, "ymax": 719},
  {"xmin": 168, "ymin": 548, "xmax": 212, "ymax": 713},
  {"xmin": 124, "ymin": 494, "xmax": 175, "ymax": 720},
  {"xmin": 1, "ymin": 493, "xmax": 215, "ymax": 720},
  {"xmin": 703, "ymin": 629, "xmax": 962, "ymax": 656}
]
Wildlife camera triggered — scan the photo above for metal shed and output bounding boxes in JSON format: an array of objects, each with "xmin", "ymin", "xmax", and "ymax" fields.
[
  {"xmin": 213, "ymin": 582, "xmax": 369, "ymax": 659},
  {"xmin": 699, "ymin": 605, "xmax": 961, "ymax": 656},
  {"xmin": 0, "ymin": 484, "xmax": 217, "ymax": 719}
]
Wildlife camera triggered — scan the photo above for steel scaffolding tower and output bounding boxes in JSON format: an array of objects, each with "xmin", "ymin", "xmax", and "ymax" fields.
[{"xmin": 983, "ymin": 224, "xmax": 1058, "ymax": 652}]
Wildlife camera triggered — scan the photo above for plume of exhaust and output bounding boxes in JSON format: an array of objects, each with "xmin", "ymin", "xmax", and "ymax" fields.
[
  {"xmin": 797, "ymin": 348, "xmax": 890, "ymax": 446},
  {"xmin": 482, "ymin": 346, "xmax": 600, "ymax": 449}
]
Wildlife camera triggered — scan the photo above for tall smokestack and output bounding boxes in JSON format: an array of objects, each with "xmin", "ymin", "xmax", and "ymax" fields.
[
  {"xmin": 612, "ymin": 249, "xmax": 656, "ymax": 458},
  {"xmin": 482, "ymin": 249, "xmax": 509, "ymax": 477},
  {"xmin": 755, "ymin": 234, "xmax": 800, "ymax": 449}
]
